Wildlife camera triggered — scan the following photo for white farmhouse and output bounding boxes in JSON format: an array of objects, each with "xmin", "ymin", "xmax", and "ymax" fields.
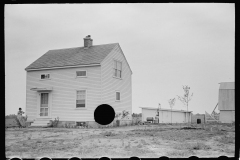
[{"xmin": 25, "ymin": 35, "xmax": 132, "ymax": 127}]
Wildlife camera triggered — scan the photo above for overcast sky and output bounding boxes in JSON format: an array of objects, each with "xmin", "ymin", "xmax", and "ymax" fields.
[{"xmin": 5, "ymin": 3, "xmax": 234, "ymax": 116}]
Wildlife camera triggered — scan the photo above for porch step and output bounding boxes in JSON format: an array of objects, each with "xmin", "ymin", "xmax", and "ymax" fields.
[{"xmin": 30, "ymin": 118, "xmax": 52, "ymax": 127}]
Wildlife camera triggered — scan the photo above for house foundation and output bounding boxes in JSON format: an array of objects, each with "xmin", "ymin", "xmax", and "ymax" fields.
[{"xmin": 55, "ymin": 120, "xmax": 133, "ymax": 128}]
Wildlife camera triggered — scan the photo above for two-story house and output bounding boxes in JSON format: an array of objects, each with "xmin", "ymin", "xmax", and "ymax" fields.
[{"xmin": 25, "ymin": 35, "xmax": 132, "ymax": 127}]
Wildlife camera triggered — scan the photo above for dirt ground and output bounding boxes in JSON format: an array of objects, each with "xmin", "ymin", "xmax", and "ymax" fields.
[{"xmin": 5, "ymin": 123, "xmax": 236, "ymax": 158}]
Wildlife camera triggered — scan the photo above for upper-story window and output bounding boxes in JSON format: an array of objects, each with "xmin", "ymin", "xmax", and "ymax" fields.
[
  {"xmin": 76, "ymin": 71, "xmax": 87, "ymax": 77},
  {"xmin": 113, "ymin": 60, "xmax": 122, "ymax": 78},
  {"xmin": 40, "ymin": 74, "xmax": 50, "ymax": 80}
]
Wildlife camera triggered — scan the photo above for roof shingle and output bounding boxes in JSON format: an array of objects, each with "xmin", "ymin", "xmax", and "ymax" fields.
[{"xmin": 25, "ymin": 43, "xmax": 118, "ymax": 70}]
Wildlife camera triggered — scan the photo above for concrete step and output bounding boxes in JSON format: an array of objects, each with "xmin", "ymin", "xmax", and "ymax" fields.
[
  {"xmin": 29, "ymin": 124, "xmax": 48, "ymax": 128},
  {"xmin": 31, "ymin": 123, "xmax": 49, "ymax": 126},
  {"xmin": 34, "ymin": 118, "xmax": 52, "ymax": 121},
  {"xmin": 30, "ymin": 123, "xmax": 49, "ymax": 127},
  {"xmin": 32, "ymin": 122, "xmax": 50, "ymax": 125},
  {"xmin": 31, "ymin": 123, "xmax": 47, "ymax": 126},
  {"xmin": 33, "ymin": 120, "xmax": 51, "ymax": 124},
  {"xmin": 30, "ymin": 118, "xmax": 52, "ymax": 127}
]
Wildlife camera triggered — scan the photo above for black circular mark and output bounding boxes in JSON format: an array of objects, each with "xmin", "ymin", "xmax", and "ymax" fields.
[
  {"xmin": 68, "ymin": 157, "xmax": 81, "ymax": 160},
  {"xmin": 9, "ymin": 158, "xmax": 22, "ymax": 160},
  {"xmin": 189, "ymin": 156, "xmax": 199, "ymax": 159},
  {"xmin": 39, "ymin": 157, "xmax": 52, "ymax": 160},
  {"xmin": 98, "ymin": 157, "xmax": 111, "ymax": 160},
  {"xmin": 39, "ymin": 157, "xmax": 51, "ymax": 160},
  {"xmin": 94, "ymin": 104, "xmax": 115, "ymax": 125},
  {"xmin": 159, "ymin": 156, "xmax": 169, "ymax": 160},
  {"xmin": 218, "ymin": 156, "xmax": 228, "ymax": 159},
  {"xmin": 129, "ymin": 156, "xmax": 141, "ymax": 160}
]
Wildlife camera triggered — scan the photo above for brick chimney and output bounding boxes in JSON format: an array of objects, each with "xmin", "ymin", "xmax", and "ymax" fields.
[{"xmin": 84, "ymin": 35, "xmax": 93, "ymax": 48}]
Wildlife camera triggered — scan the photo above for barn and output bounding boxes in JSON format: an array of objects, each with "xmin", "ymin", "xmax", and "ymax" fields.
[
  {"xmin": 140, "ymin": 107, "xmax": 192, "ymax": 124},
  {"xmin": 218, "ymin": 82, "xmax": 235, "ymax": 123}
]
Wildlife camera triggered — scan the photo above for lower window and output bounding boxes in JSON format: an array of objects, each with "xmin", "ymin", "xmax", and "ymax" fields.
[
  {"xmin": 76, "ymin": 90, "xmax": 86, "ymax": 108},
  {"xmin": 116, "ymin": 92, "xmax": 120, "ymax": 101}
]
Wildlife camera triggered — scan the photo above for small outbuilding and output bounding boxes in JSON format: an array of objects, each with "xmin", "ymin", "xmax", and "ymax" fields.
[
  {"xmin": 218, "ymin": 82, "xmax": 235, "ymax": 123},
  {"xmin": 191, "ymin": 113, "xmax": 205, "ymax": 124},
  {"xmin": 140, "ymin": 107, "xmax": 192, "ymax": 123}
]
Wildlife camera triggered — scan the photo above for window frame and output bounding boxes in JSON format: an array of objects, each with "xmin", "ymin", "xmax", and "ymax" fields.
[
  {"xmin": 40, "ymin": 73, "xmax": 51, "ymax": 80},
  {"xmin": 76, "ymin": 89, "xmax": 87, "ymax": 109},
  {"xmin": 113, "ymin": 59, "xmax": 122, "ymax": 79},
  {"xmin": 76, "ymin": 70, "xmax": 87, "ymax": 78},
  {"xmin": 40, "ymin": 92, "xmax": 49, "ymax": 117},
  {"xmin": 116, "ymin": 91, "xmax": 121, "ymax": 101}
]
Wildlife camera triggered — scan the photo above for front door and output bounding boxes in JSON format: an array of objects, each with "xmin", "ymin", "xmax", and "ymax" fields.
[{"xmin": 40, "ymin": 93, "xmax": 49, "ymax": 117}]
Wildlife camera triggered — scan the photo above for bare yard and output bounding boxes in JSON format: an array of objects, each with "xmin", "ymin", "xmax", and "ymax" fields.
[{"xmin": 5, "ymin": 124, "xmax": 235, "ymax": 158}]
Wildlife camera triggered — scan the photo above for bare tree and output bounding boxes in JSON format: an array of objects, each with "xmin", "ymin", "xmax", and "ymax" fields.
[
  {"xmin": 168, "ymin": 98, "xmax": 176, "ymax": 125},
  {"xmin": 177, "ymin": 85, "xmax": 193, "ymax": 124}
]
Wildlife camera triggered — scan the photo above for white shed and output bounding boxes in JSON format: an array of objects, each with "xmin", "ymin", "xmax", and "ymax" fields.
[{"xmin": 140, "ymin": 107, "xmax": 192, "ymax": 123}]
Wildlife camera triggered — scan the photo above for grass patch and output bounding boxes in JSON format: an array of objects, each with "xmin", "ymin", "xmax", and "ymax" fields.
[
  {"xmin": 217, "ymin": 135, "xmax": 235, "ymax": 144},
  {"xmin": 136, "ymin": 144, "xmax": 143, "ymax": 148},
  {"xmin": 224, "ymin": 147, "xmax": 234, "ymax": 153},
  {"xmin": 133, "ymin": 129, "xmax": 216, "ymax": 141},
  {"xmin": 9, "ymin": 146, "xmax": 29, "ymax": 152},
  {"xmin": 5, "ymin": 146, "xmax": 11, "ymax": 152},
  {"xmin": 166, "ymin": 150, "xmax": 194, "ymax": 157},
  {"xmin": 132, "ymin": 128, "xmax": 167, "ymax": 132},
  {"xmin": 174, "ymin": 142, "xmax": 211, "ymax": 150},
  {"xmin": 128, "ymin": 146, "xmax": 153, "ymax": 155},
  {"xmin": 140, "ymin": 139, "xmax": 148, "ymax": 145},
  {"xmin": 78, "ymin": 146, "xmax": 95, "ymax": 156},
  {"xmin": 102, "ymin": 131, "xmax": 116, "ymax": 137}
]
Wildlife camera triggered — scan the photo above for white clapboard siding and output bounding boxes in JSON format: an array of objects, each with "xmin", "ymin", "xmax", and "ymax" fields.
[
  {"xmin": 26, "ymin": 45, "xmax": 132, "ymax": 122},
  {"xmin": 26, "ymin": 66, "xmax": 101, "ymax": 121},
  {"xmin": 101, "ymin": 44, "xmax": 132, "ymax": 119}
]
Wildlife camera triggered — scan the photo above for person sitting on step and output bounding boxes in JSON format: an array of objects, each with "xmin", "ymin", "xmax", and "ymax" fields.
[
  {"xmin": 17, "ymin": 108, "xmax": 25, "ymax": 116},
  {"xmin": 17, "ymin": 108, "xmax": 26, "ymax": 128}
]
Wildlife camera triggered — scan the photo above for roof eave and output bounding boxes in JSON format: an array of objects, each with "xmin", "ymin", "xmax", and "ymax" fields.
[
  {"xmin": 100, "ymin": 43, "xmax": 133, "ymax": 74},
  {"xmin": 25, "ymin": 63, "xmax": 101, "ymax": 71},
  {"xmin": 117, "ymin": 44, "xmax": 133, "ymax": 74}
]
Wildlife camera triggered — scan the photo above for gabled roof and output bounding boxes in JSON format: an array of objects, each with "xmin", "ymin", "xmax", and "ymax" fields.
[
  {"xmin": 219, "ymin": 82, "xmax": 235, "ymax": 90},
  {"xmin": 25, "ymin": 43, "xmax": 118, "ymax": 71}
]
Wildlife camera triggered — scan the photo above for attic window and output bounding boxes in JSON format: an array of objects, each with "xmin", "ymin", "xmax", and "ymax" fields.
[
  {"xmin": 76, "ymin": 71, "xmax": 87, "ymax": 77},
  {"xmin": 41, "ymin": 74, "xmax": 50, "ymax": 80}
]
